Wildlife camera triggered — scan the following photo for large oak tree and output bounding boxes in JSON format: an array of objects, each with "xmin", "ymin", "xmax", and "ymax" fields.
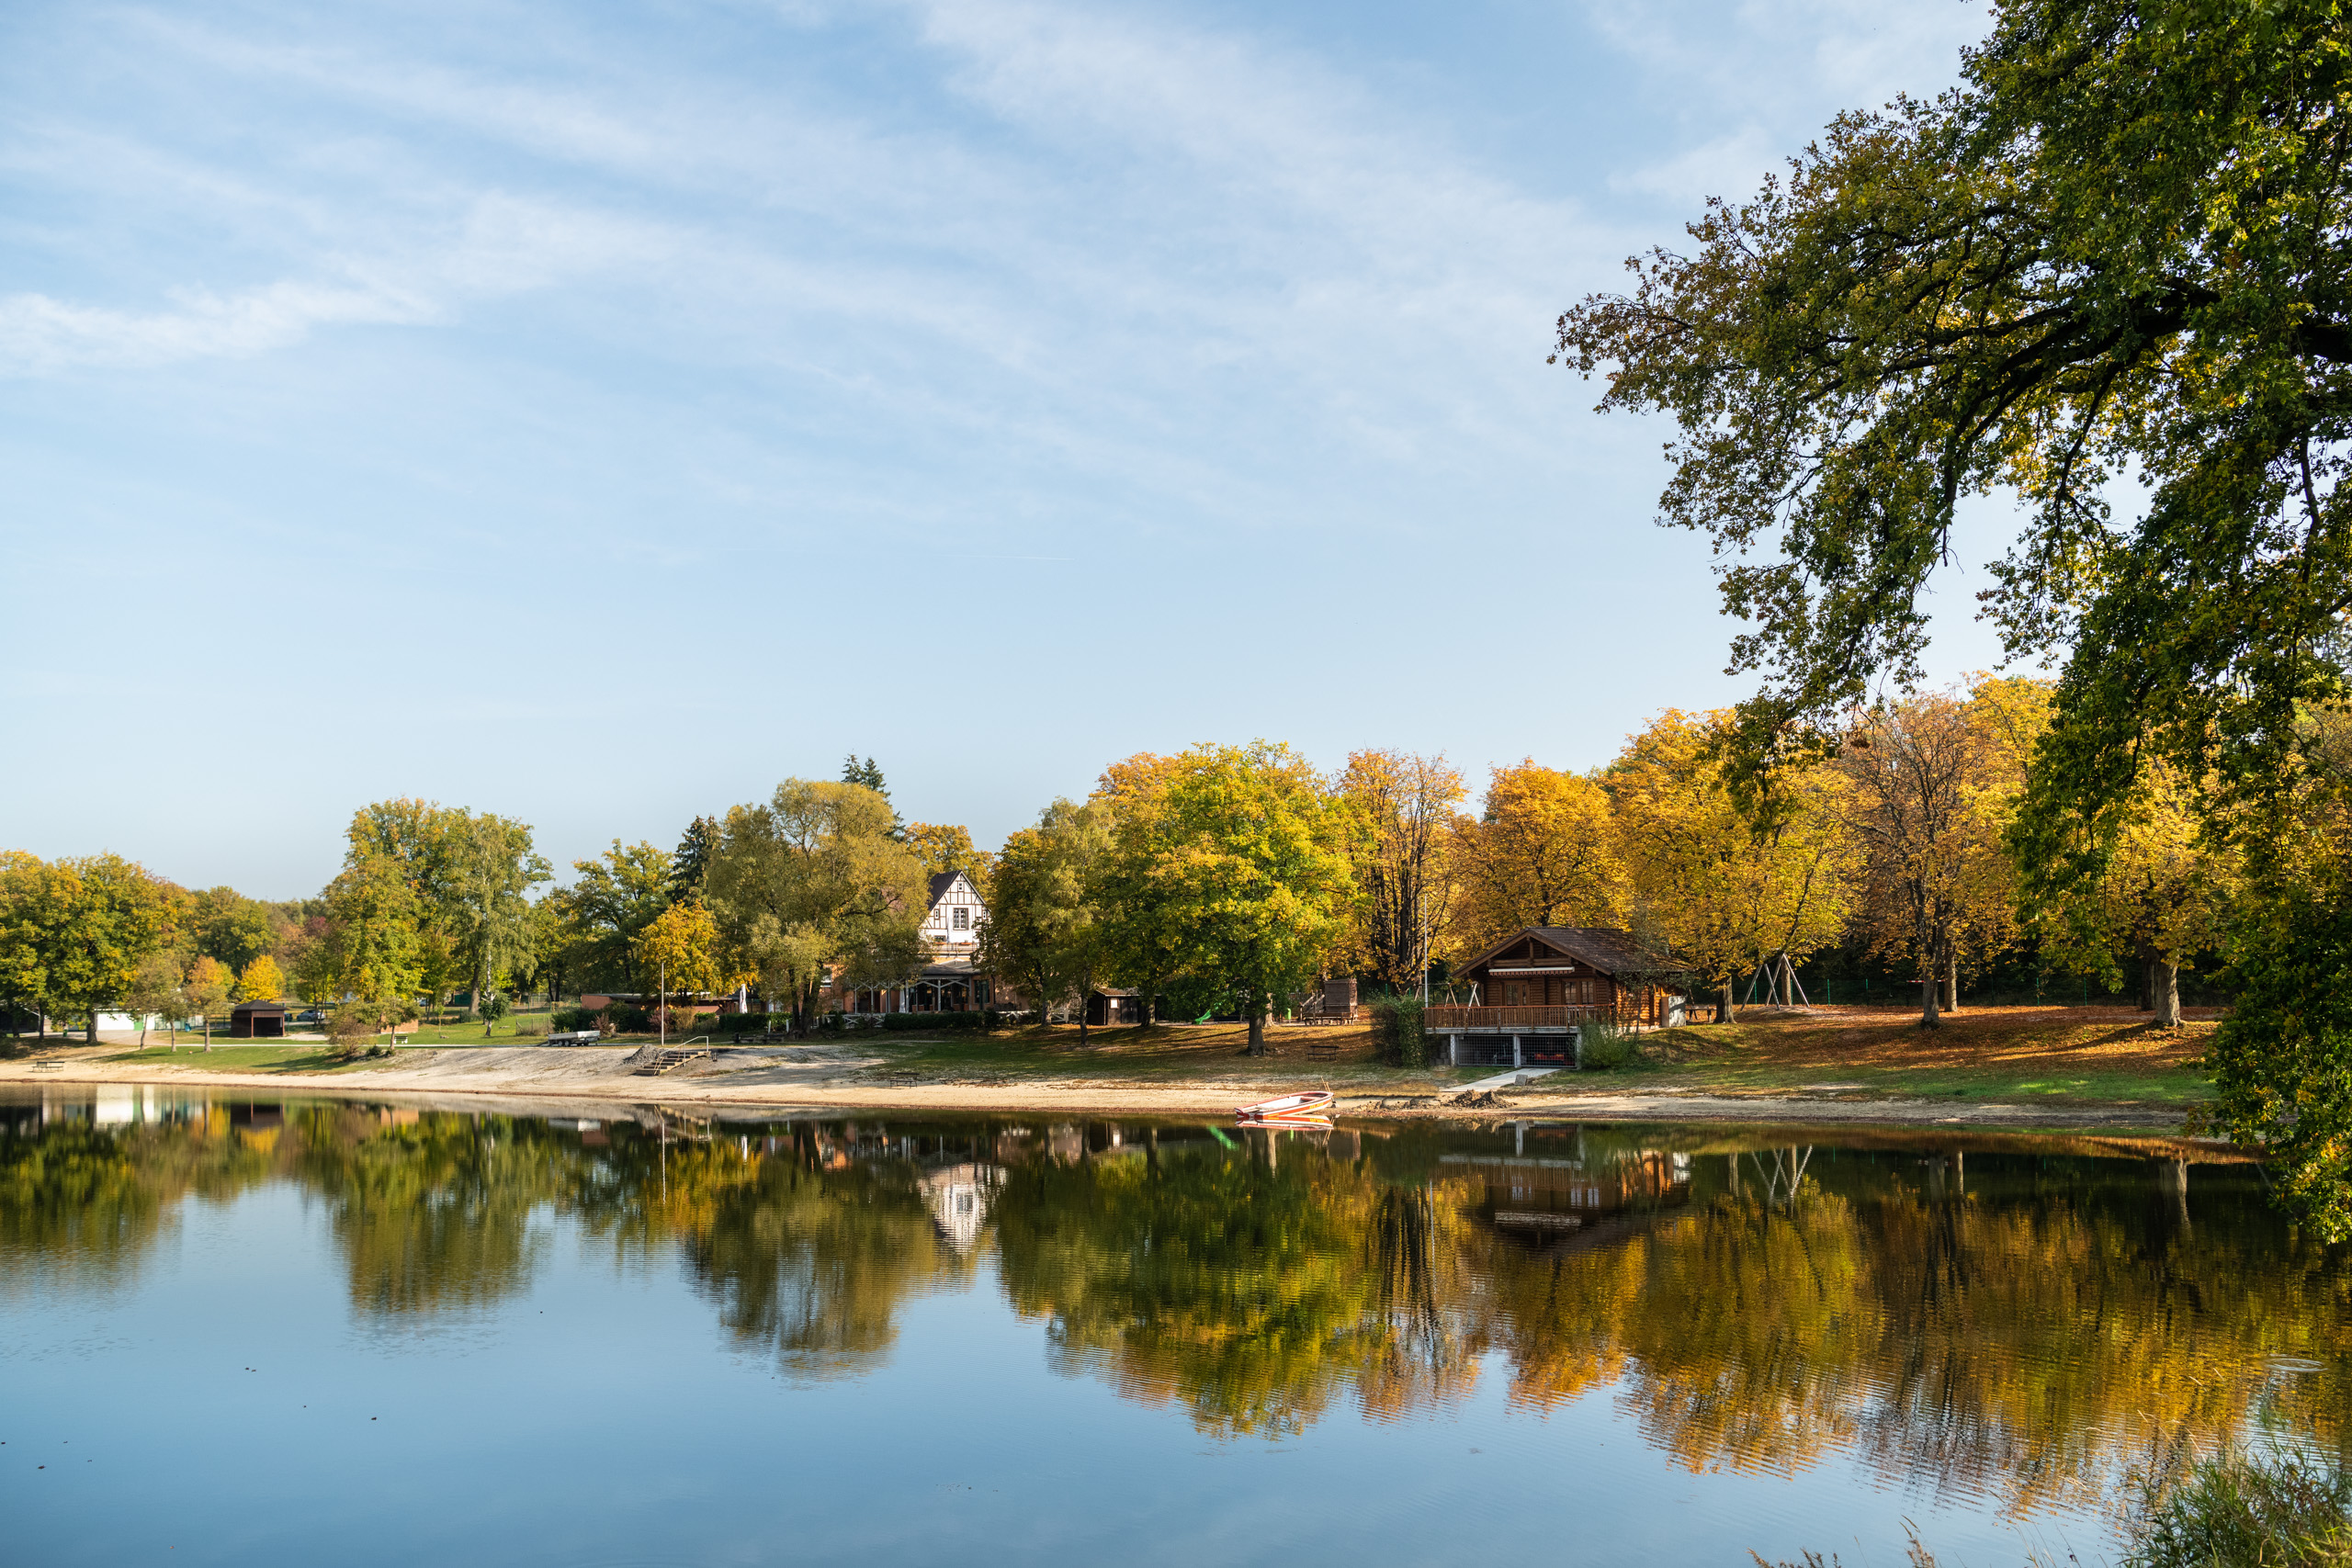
[{"xmin": 1557, "ymin": 0, "xmax": 2352, "ymax": 1226}]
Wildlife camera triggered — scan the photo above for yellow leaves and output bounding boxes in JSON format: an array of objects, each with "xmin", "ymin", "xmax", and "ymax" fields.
[
  {"xmin": 905, "ymin": 821, "xmax": 993, "ymax": 886},
  {"xmin": 1454, "ymin": 760, "xmax": 1622, "ymax": 951},
  {"xmin": 233, "ymin": 954, "xmax": 283, "ymax": 1002},
  {"xmin": 634, "ymin": 899, "xmax": 721, "ymax": 994},
  {"xmin": 1612, "ymin": 709, "xmax": 1855, "ymax": 987},
  {"xmin": 186, "ymin": 955, "xmax": 235, "ymax": 1014}
]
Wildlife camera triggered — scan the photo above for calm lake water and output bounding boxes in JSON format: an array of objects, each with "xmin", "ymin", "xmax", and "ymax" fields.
[{"xmin": 2, "ymin": 1089, "xmax": 2343, "ymax": 1567}]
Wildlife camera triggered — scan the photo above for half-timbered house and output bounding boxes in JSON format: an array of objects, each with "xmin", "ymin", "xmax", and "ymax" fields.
[{"xmin": 837, "ymin": 871, "xmax": 996, "ymax": 1015}]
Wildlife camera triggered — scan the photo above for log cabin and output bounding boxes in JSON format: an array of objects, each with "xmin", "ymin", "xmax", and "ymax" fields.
[{"xmin": 1430, "ymin": 927, "xmax": 1688, "ymax": 1067}]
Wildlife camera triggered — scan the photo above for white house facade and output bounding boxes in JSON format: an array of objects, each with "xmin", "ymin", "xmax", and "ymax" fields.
[
  {"xmin": 839, "ymin": 869, "xmax": 993, "ymax": 1014},
  {"xmin": 919, "ymin": 871, "xmax": 986, "ymax": 954}
]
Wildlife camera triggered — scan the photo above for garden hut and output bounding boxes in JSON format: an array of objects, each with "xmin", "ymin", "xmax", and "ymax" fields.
[{"xmin": 228, "ymin": 1000, "xmax": 290, "ymax": 1039}]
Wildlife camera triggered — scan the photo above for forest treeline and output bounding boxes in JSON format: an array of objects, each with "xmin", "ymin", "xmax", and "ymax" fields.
[{"xmin": 0, "ymin": 682, "xmax": 2262, "ymax": 1044}]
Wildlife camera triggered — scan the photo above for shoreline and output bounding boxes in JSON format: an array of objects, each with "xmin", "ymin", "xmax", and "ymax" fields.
[{"xmin": 0, "ymin": 1045, "xmax": 2215, "ymax": 1135}]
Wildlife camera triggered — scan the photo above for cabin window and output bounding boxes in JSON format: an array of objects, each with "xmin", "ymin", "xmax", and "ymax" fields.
[{"xmin": 953, "ymin": 907, "xmax": 969, "ymax": 930}]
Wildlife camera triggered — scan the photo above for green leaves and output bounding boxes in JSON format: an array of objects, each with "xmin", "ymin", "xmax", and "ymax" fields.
[
  {"xmin": 0, "ymin": 852, "xmax": 180, "ymax": 1028},
  {"xmin": 1101, "ymin": 742, "xmax": 1356, "ymax": 1047},
  {"xmin": 1559, "ymin": 0, "xmax": 2352, "ymax": 804},
  {"xmin": 982, "ymin": 798, "xmax": 1114, "ymax": 1029},
  {"xmin": 703, "ymin": 779, "xmax": 929, "ymax": 1009}
]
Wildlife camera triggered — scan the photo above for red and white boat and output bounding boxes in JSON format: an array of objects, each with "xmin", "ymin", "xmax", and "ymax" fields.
[{"xmin": 1236, "ymin": 1089, "xmax": 1335, "ymax": 1122}]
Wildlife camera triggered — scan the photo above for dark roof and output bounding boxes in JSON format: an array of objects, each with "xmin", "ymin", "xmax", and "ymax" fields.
[
  {"xmin": 229, "ymin": 998, "xmax": 291, "ymax": 1012},
  {"xmin": 926, "ymin": 871, "xmax": 961, "ymax": 908},
  {"xmin": 1456, "ymin": 926, "xmax": 1680, "ymax": 979}
]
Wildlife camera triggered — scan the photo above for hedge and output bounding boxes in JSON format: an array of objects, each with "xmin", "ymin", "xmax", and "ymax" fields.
[
  {"xmin": 1370, "ymin": 998, "xmax": 1427, "ymax": 1068},
  {"xmin": 810, "ymin": 1010, "xmax": 1001, "ymax": 1033}
]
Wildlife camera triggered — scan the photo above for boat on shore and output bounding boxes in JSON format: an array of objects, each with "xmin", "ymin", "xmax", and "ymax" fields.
[{"xmin": 1236, "ymin": 1089, "xmax": 1335, "ymax": 1122}]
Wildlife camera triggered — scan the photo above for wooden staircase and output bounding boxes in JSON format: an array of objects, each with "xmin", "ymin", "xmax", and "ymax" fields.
[{"xmin": 628, "ymin": 1037, "xmax": 713, "ymax": 1077}]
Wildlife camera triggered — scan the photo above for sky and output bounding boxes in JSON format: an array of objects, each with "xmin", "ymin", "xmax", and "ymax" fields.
[{"xmin": 0, "ymin": 0, "xmax": 2017, "ymax": 899}]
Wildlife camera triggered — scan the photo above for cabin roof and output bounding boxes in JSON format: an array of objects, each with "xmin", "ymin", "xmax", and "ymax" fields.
[{"xmin": 1453, "ymin": 926, "xmax": 1679, "ymax": 979}]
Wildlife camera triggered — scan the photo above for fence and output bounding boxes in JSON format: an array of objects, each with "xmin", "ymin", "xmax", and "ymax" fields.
[{"xmin": 1421, "ymin": 1004, "xmax": 1623, "ymax": 1030}]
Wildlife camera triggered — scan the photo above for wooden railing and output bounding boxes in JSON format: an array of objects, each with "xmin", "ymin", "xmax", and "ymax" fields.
[{"xmin": 1423, "ymin": 1005, "xmax": 1623, "ymax": 1029}]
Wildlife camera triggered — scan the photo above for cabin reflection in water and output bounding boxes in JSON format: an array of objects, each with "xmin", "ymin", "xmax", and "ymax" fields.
[{"xmin": 1444, "ymin": 1130, "xmax": 1692, "ymax": 1247}]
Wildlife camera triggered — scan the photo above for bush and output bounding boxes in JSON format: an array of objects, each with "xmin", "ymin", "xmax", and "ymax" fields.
[
  {"xmin": 651, "ymin": 1005, "xmax": 704, "ymax": 1037},
  {"xmin": 1577, "ymin": 1021, "xmax": 1645, "ymax": 1070},
  {"xmin": 328, "ymin": 1003, "xmax": 390, "ymax": 1045},
  {"xmin": 481, "ymin": 993, "xmax": 511, "ymax": 1024},
  {"xmin": 1371, "ymin": 998, "xmax": 1427, "ymax": 1068}
]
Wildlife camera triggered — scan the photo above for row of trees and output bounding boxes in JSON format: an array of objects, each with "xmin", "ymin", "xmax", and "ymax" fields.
[
  {"xmin": 0, "ymin": 696, "xmax": 2243, "ymax": 1050},
  {"xmin": 1, "ymin": 800, "xmax": 551, "ymax": 1042},
  {"xmin": 1, "ymin": 755, "xmax": 976, "ymax": 1040},
  {"xmin": 2, "ymin": 685, "xmax": 2234, "ymax": 1050},
  {"xmin": 967, "ymin": 677, "xmax": 2233, "ymax": 1044}
]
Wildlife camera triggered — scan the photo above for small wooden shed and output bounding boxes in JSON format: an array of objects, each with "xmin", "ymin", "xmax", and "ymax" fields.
[{"xmin": 229, "ymin": 1000, "xmax": 290, "ymax": 1039}]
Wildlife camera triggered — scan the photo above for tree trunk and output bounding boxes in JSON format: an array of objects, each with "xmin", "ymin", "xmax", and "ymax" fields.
[
  {"xmin": 1076, "ymin": 971, "xmax": 1091, "ymax": 1049},
  {"xmin": 1720, "ymin": 978, "xmax": 1735, "ymax": 1024},
  {"xmin": 1246, "ymin": 989, "xmax": 1267, "ymax": 1056},
  {"xmin": 1943, "ymin": 948, "xmax": 1959, "ymax": 1013},
  {"xmin": 1920, "ymin": 963, "xmax": 1942, "ymax": 1029},
  {"xmin": 89, "ymin": 1007, "xmax": 100, "ymax": 1046},
  {"xmin": 2155, "ymin": 960, "xmax": 2181, "ymax": 1028}
]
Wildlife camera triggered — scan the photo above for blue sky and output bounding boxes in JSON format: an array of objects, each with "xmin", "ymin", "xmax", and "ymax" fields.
[{"xmin": 1, "ymin": 0, "xmax": 2012, "ymax": 898}]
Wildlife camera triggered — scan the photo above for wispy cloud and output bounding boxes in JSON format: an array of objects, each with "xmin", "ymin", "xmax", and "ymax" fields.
[
  {"xmin": 1609, "ymin": 125, "xmax": 1781, "ymax": 208},
  {"xmin": 0, "ymin": 277, "xmax": 432, "ymax": 373}
]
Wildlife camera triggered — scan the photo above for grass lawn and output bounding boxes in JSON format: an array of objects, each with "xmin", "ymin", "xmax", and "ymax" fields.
[
  {"xmin": 1648, "ymin": 1004, "xmax": 2216, "ymax": 1105},
  {"xmin": 96, "ymin": 1043, "xmax": 413, "ymax": 1075},
  {"xmin": 399, "ymin": 1021, "xmax": 557, "ymax": 1045}
]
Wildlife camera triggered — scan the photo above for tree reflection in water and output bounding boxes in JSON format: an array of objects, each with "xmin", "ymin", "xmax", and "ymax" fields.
[{"xmin": 3, "ymin": 1096, "xmax": 2346, "ymax": 1518}]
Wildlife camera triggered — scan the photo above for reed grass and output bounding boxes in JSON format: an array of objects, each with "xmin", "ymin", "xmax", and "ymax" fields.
[{"xmin": 1754, "ymin": 1451, "xmax": 2352, "ymax": 1568}]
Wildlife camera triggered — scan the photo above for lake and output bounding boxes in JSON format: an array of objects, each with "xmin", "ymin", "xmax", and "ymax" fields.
[{"xmin": 2, "ymin": 1088, "xmax": 2342, "ymax": 1566}]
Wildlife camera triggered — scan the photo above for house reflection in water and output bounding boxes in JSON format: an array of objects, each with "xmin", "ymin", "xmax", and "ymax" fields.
[
  {"xmin": 1442, "ymin": 1130, "xmax": 1692, "ymax": 1247},
  {"xmin": 917, "ymin": 1163, "xmax": 1001, "ymax": 1252}
]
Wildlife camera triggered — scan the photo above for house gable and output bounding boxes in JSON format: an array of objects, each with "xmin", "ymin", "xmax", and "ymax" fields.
[{"xmin": 921, "ymin": 869, "xmax": 987, "ymax": 950}]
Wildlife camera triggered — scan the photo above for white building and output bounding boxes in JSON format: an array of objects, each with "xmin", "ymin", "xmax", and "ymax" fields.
[
  {"xmin": 918, "ymin": 871, "xmax": 985, "ymax": 953},
  {"xmin": 841, "ymin": 871, "xmax": 993, "ymax": 1014}
]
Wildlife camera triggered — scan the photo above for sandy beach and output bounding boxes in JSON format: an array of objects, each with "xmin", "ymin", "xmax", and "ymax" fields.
[{"xmin": 0, "ymin": 1039, "xmax": 2209, "ymax": 1131}]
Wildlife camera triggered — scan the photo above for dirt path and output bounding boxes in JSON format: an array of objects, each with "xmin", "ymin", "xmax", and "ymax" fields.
[{"xmin": 0, "ymin": 1043, "xmax": 2203, "ymax": 1131}]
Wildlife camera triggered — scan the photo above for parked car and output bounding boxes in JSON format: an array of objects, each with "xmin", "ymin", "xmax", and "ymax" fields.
[{"xmin": 294, "ymin": 1009, "xmax": 325, "ymax": 1025}]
